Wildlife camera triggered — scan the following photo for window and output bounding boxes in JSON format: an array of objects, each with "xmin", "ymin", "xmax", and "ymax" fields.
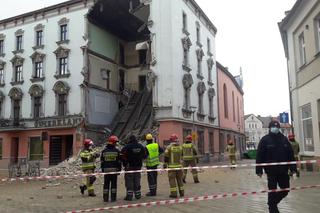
[
  {"xmin": 209, "ymin": 96, "xmax": 213, "ymax": 117},
  {"xmin": 183, "ymin": 48, "xmax": 188, "ymax": 66},
  {"xmin": 60, "ymin": 24, "xmax": 68, "ymax": 41},
  {"xmin": 232, "ymin": 92, "xmax": 235, "ymax": 122},
  {"xmin": 0, "ymin": 68, "xmax": 4, "ymax": 84},
  {"xmin": 301, "ymin": 104, "xmax": 314, "ymax": 152},
  {"xmin": 197, "ymin": 131, "xmax": 204, "ymax": 155},
  {"xmin": 0, "ymin": 138, "xmax": 2, "ymax": 160},
  {"xmin": 237, "ymin": 97, "xmax": 240, "ymax": 123},
  {"xmin": 29, "ymin": 137, "xmax": 43, "ymax": 160},
  {"xmin": 16, "ymin": 35, "xmax": 22, "ymax": 50},
  {"xmin": 59, "ymin": 57, "xmax": 68, "ymax": 75},
  {"xmin": 207, "ymin": 38, "xmax": 211, "ymax": 53},
  {"xmin": 138, "ymin": 49, "xmax": 147, "ymax": 65},
  {"xmin": 13, "ymin": 100, "xmax": 20, "ymax": 126},
  {"xmin": 34, "ymin": 97, "xmax": 41, "ymax": 118},
  {"xmin": 182, "ymin": 12, "xmax": 187, "ymax": 32},
  {"xmin": 198, "ymin": 93, "xmax": 203, "ymax": 114},
  {"xmin": 196, "ymin": 24, "xmax": 200, "ymax": 44},
  {"xmin": 36, "ymin": 30, "xmax": 43, "ymax": 46},
  {"xmin": 315, "ymin": 18, "xmax": 320, "ymax": 52},
  {"xmin": 34, "ymin": 62, "xmax": 43, "ymax": 78},
  {"xmin": 223, "ymin": 84, "xmax": 228, "ymax": 118},
  {"xmin": 298, "ymin": 33, "xmax": 306, "ymax": 66},
  {"xmin": 15, "ymin": 65, "xmax": 22, "ymax": 82},
  {"xmin": 58, "ymin": 94, "xmax": 67, "ymax": 116},
  {"xmin": 197, "ymin": 58, "xmax": 202, "ymax": 75},
  {"xmin": 0, "ymin": 40, "xmax": 4, "ymax": 55}
]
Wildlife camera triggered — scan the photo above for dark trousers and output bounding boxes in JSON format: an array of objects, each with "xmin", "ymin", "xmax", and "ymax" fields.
[
  {"xmin": 125, "ymin": 172, "xmax": 141, "ymax": 199},
  {"xmin": 267, "ymin": 174, "xmax": 290, "ymax": 212},
  {"xmin": 103, "ymin": 174, "xmax": 118, "ymax": 202},
  {"xmin": 147, "ymin": 166, "xmax": 158, "ymax": 194}
]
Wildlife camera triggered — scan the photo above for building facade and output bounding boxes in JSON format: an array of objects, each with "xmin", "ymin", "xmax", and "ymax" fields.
[
  {"xmin": 279, "ymin": 0, "xmax": 320, "ymax": 163},
  {"xmin": 0, "ymin": 0, "xmax": 220, "ymax": 168},
  {"xmin": 217, "ymin": 62, "xmax": 245, "ymax": 159}
]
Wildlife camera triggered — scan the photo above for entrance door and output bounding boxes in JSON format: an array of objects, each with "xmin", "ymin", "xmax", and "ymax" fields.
[
  {"xmin": 49, "ymin": 136, "xmax": 62, "ymax": 165},
  {"xmin": 65, "ymin": 135, "xmax": 73, "ymax": 159},
  {"xmin": 10, "ymin": 137, "xmax": 19, "ymax": 164},
  {"xmin": 139, "ymin": 75, "xmax": 146, "ymax": 91}
]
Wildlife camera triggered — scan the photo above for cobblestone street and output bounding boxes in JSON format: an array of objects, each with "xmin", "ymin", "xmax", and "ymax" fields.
[{"xmin": 0, "ymin": 160, "xmax": 319, "ymax": 213}]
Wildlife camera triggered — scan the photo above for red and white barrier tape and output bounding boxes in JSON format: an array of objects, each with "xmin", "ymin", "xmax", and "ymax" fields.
[
  {"xmin": 64, "ymin": 184, "xmax": 320, "ymax": 213},
  {"xmin": 1, "ymin": 159, "xmax": 319, "ymax": 183}
]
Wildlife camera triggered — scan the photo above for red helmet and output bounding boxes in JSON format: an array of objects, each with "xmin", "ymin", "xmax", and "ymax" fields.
[
  {"xmin": 288, "ymin": 133, "xmax": 295, "ymax": 140},
  {"xmin": 170, "ymin": 134, "xmax": 178, "ymax": 142},
  {"xmin": 108, "ymin": 135, "xmax": 119, "ymax": 144},
  {"xmin": 185, "ymin": 135, "xmax": 192, "ymax": 141},
  {"xmin": 84, "ymin": 139, "xmax": 93, "ymax": 147}
]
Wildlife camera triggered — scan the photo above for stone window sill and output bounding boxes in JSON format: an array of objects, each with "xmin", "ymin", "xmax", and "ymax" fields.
[
  {"xmin": 0, "ymin": 83, "xmax": 5, "ymax": 87},
  {"xmin": 54, "ymin": 73, "xmax": 70, "ymax": 79},
  {"xmin": 56, "ymin": 40, "xmax": 70, "ymax": 45},
  {"xmin": 207, "ymin": 51, "xmax": 213, "ymax": 57},
  {"xmin": 10, "ymin": 80, "xmax": 24, "ymax": 86},
  {"xmin": 197, "ymin": 73, "xmax": 204, "ymax": 80},
  {"xmin": 182, "ymin": 28, "xmax": 190, "ymax": 36},
  {"xmin": 32, "ymin": 45, "xmax": 45, "ymax": 50},
  {"xmin": 12, "ymin": 49, "xmax": 24, "ymax": 54},
  {"xmin": 196, "ymin": 41, "xmax": 203, "ymax": 48},
  {"xmin": 207, "ymin": 81, "xmax": 214, "ymax": 86},
  {"xmin": 0, "ymin": 53, "xmax": 5, "ymax": 57},
  {"xmin": 182, "ymin": 108, "xmax": 192, "ymax": 118},
  {"xmin": 197, "ymin": 112, "xmax": 206, "ymax": 121},
  {"xmin": 30, "ymin": 77, "xmax": 45, "ymax": 83},
  {"xmin": 182, "ymin": 64, "xmax": 192, "ymax": 72},
  {"xmin": 208, "ymin": 116, "xmax": 216, "ymax": 123}
]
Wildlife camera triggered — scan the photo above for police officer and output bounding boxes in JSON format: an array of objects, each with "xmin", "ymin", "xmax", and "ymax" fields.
[
  {"xmin": 121, "ymin": 135, "xmax": 146, "ymax": 201},
  {"xmin": 288, "ymin": 133, "xmax": 300, "ymax": 177},
  {"xmin": 226, "ymin": 139, "xmax": 236, "ymax": 169},
  {"xmin": 182, "ymin": 135, "xmax": 199, "ymax": 183},
  {"xmin": 256, "ymin": 120, "xmax": 296, "ymax": 213},
  {"xmin": 164, "ymin": 134, "xmax": 184, "ymax": 198},
  {"xmin": 79, "ymin": 139, "xmax": 99, "ymax": 197},
  {"xmin": 145, "ymin": 133, "xmax": 164, "ymax": 196},
  {"xmin": 101, "ymin": 135, "xmax": 121, "ymax": 202}
]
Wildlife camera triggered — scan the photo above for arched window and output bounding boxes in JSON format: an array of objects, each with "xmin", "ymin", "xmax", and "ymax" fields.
[
  {"xmin": 53, "ymin": 81, "xmax": 70, "ymax": 116},
  {"xmin": 29, "ymin": 84, "xmax": 44, "ymax": 118},
  {"xmin": 8, "ymin": 87, "xmax": 23, "ymax": 125},
  {"xmin": 223, "ymin": 84, "xmax": 228, "ymax": 118}
]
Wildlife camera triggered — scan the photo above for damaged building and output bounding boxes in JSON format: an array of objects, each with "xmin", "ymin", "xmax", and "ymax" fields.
[{"xmin": 0, "ymin": 0, "xmax": 239, "ymax": 169}]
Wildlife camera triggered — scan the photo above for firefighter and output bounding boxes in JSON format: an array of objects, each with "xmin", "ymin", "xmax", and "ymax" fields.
[
  {"xmin": 226, "ymin": 139, "xmax": 236, "ymax": 169},
  {"xmin": 145, "ymin": 133, "xmax": 164, "ymax": 196},
  {"xmin": 288, "ymin": 133, "xmax": 300, "ymax": 177},
  {"xmin": 164, "ymin": 134, "xmax": 184, "ymax": 198},
  {"xmin": 121, "ymin": 135, "xmax": 146, "ymax": 201},
  {"xmin": 79, "ymin": 139, "xmax": 99, "ymax": 197},
  {"xmin": 182, "ymin": 135, "xmax": 199, "ymax": 183},
  {"xmin": 101, "ymin": 135, "xmax": 121, "ymax": 202}
]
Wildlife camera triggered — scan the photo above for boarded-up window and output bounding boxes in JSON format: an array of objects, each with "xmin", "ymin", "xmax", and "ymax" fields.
[
  {"xmin": 29, "ymin": 137, "xmax": 43, "ymax": 161},
  {"xmin": 0, "ymin": 138, "xmax": 2, "ymax": 160}
]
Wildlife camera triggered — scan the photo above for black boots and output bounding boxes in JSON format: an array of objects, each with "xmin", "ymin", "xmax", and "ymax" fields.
[
  {"xmin": 80, "ymin": 185, "xmax": 87, "ymax": 195},
  {"xmin": 146, "ymin": 191, "xmax": 156, "ymax": 196}
]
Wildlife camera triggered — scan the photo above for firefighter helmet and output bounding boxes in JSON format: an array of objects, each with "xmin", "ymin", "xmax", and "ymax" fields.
[
  {"xmin": 84, "ymin": 139, "xmax": 93, "ymax": 147},
  {"xmin": 170, "ymin": 134, "xmax": 178, "ymax": 142},
  {"xmin": 185, "ymin": 135, "xmax": 192, "ymax": 142},
  {"xmin": 146, "ymin": 134, "xmax": 153, "ymax": 140},
  {"xmin": 107, "ymin": 135, "xmax": 119, "ymax": 145}
]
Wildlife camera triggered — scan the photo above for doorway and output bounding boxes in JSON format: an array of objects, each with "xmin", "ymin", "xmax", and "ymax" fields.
[
  {"xmin": 49, "ymin": 136, "xmax": 62, "ymax": 165},
  {"xmin": 65, "ymin": 135, "xmax": 73, "ymax": 160},
  {"xmin": 10, "ymin": 137, "xmax": 19, "ymax": 164},
  {"xmin": 139, "ymin": 75, "xmax": 146, "ymax": 91}
]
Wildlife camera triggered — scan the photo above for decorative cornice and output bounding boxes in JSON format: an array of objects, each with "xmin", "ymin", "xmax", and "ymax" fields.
[
  {"xmin": 34, "ymin": 23, "xmax": 45, "ymax": 31},
  {"xmin": 58, "ymin": 17, "xmax": 69, "ymax": 25},
  {"xmin": 15, "ymin": 29, "xmax": 24, "ymax": 36},
  {"xmin": 53, "ymin": 81, "xmax": 70, "ymax": 94}
]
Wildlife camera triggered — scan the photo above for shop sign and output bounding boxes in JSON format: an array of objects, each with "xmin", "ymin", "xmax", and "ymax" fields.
[{"xmin": 35, "ymin": 117, "xmax": 83, "ymax": 128}]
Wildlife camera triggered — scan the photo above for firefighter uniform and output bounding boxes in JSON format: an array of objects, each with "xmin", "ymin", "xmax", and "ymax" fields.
[
  {"xmin": 121, "ymin": 135, "xmax": 146, "ymax": 201},
  {"xmin": 145, "ymin": 134, "xmax": 164, "ymax": 196},
  {"xmin": 226, "ymin": 143, "xmax": 236, "ymax": 169},
  {"xmin": 182, "ymin": 138, "xmax": 199, "ymax": 183},
  {"xmin": 101, "ymin": 136, "xmax": 121, "ymax": 202},
  {"xmin": 164, "ymin": 134, "xmax": 184, "ymax": 198},
  {"xmin": 80, "ymin": 139, "xmax": 99, "ymax": 197}
]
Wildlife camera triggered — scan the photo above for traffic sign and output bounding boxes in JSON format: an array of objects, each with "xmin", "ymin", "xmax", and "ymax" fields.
[{"xmin": 279, "ymin": 112, "xmax": 289, "ymax": 123}]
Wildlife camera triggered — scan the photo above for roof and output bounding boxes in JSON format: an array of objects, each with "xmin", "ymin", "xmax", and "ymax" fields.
[
  {"xmin": 216, "ymin": 61, "xmax": 244, "ymax": 95},
  {"xmin": 257, "ymin": 116, "xmax": 273, "ymax": 128},
  {"xmin": 0, "ymin": 0, "xmax": 83, "ymax": 26},
  {"xmin": 278, "ymin": 0, "xmax": 304, "ymax": 30}
]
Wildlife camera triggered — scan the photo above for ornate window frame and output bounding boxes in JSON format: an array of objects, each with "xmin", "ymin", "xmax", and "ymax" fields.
[
  {"xmin": 196, "ymin": 21, "xmax": 202, "ymax": 47},
  {"xmin": 182, "ymin": 11, "xmax": 189, "ymax": 36},
  {"xmin": 53, "ymin": 46, "xmax": 70, "ymax": 79},
  {"xmin": 197, "ymin": 81, "xmax": 206, "ymax": 121},
  {"xmin": 8, "ymin": 87, "xmax": 23, "ymax": 121},
  {"xmin": 29, "ymin": 84, "xmax": 44, "ymax": 118},
  {"xmin": 182, "ymin": 36, "xmax": 192, "ymax": 72},
  {"xmin": 33, "ymin": 24, "xmax": 45, "ymax": 50},
  {"xmin": 196, "ymin": 48, "xmax": 204, "ymax": 79},
  {"xmin": 10, "ymin": 55, "xmax": 24, "ymax": 85},
  {"xmin": 30, "ymin": 51, "xmax": 46, "ymax": 82},
  {"xmin": 182, "ymin": 73, "xmax": 193, "ymax": 118},
  {"xmin": 208, "ymin": 87, "xmax": 216, "ymax": 123},
  {"xmin": 13, "ymin": 29, "xmax": 24, "ymax": 54},
  {"xmin": 0, "ymin": 60, "xmax": 6, "ymax": 87},
  {"xmin": 0, "ymin": 90, "xmax": 4, "ymax": 118},
  {"xmin": 0, "ymin": 33, "xmax": 5, "ymax": 57},
  {"xmin": 53, "ymin": 81, "xmax": 70, "ymax": 116},
  {"xmin": 57, "ymin": 17, "xmax": 70, "ymax": 45},
  {"xmin": 207, "ymin": 58, "xmax": 214, "ymax": 86}
]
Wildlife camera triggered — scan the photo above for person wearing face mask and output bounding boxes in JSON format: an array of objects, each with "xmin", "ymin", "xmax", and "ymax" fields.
[{"xmin": 256, "ymin": 120, "xmax": 297, "ymax": 213}]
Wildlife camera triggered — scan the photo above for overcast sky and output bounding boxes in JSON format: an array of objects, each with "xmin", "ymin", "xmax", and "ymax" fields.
[{"xmin": 0, "ymin": 0, "xmax": 296, "ymax": 117}]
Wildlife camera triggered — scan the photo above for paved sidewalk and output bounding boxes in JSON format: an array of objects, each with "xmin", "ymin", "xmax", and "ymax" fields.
[{"xmin": 0, "ymin": 160, "xmax": 319, "ymax": 212}]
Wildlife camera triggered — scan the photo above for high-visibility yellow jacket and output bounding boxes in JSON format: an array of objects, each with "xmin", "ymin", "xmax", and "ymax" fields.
[
  {"xmin": 146, "ymin": 143, "xmax": 160, "ymax": 167},
  {"xmin": 80, "ymin": 149, "xmax": 97, "ymax": 171},
  {"xmin": 164, "ymin": 143, "xmax": 182, "ymax": 168},
  {"xmin": 182, "ymin": 142, "xmax": 197, "ymax": 161}
]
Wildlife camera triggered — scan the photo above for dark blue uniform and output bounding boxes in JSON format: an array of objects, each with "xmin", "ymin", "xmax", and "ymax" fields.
[
  {"xmin": 121, "ymin": 135, "xmax": 146, "ymax": 201},
  {"xmin": 101, "ymin": 144, "xmax": 121, "ymax": 202},
  {"xmin": 256, "ymin": 131, "xmax": 296, "ymax": 213}
]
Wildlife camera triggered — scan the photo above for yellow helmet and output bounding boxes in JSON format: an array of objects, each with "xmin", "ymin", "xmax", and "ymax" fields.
[{"xmin": 146, "ymin": 134, "xmax": 153, "ymax": 140}]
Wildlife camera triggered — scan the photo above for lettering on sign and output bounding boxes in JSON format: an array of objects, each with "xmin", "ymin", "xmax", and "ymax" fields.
[{"xmin": 35, "ymin": 117, "xmax": 83, "ymax": 128}]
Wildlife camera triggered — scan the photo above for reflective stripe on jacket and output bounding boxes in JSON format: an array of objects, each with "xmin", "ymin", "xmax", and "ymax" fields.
[
  {"xmin": 80, "ymin": 149, "xmax": 96, "ymax": 170},
  {"xmin": 165, "ymin": 144, "xmax": 182, "ymax": 168},
  {"xmin": 146, "ymin": 143, "xmax": 160, "ymax": 167},
  {"xmin": 182, "ymin": 143, "xmax": 194, "ymax": 160}
]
